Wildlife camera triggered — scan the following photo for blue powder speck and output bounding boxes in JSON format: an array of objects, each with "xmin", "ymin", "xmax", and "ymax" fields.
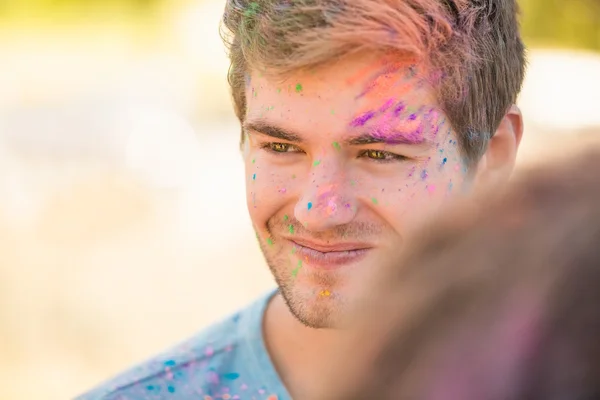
[
  {"xmin": 442, "ymin": 157, "xmax": 447, "ymax": 165},
  {"xmin": 252, "ymin": 173, "xmax": 256, "ymax": 180},
  {"xmin": 421, "ymin": 170, "xmax": 428, "ymax": 180},
  {"xmin": 167, "ymin": 385, "xmax": 175, "ymax": 393},
  {"xmin": 146, "ymin": 385, "xmax": 154, "ymax": 391},
  {"xmin": 307, "ymin": 202, "xmax": 313, "ymax": 210},
  {"xmin": 164, "ymin": 360, "xmax": 176, "ymax": 367},
  {"xmin": 223, "ymin": 372, "xmax": 240, "ymax": 380}
]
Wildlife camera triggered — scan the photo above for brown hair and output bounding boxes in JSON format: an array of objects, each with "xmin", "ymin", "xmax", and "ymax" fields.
[
  {"xmin": 220, "ymin": 0, "xmax": 526, "ymax": 167},
  {"xmin": 319, "ymin": 147, "xmax": 600, "ymax": 399}
]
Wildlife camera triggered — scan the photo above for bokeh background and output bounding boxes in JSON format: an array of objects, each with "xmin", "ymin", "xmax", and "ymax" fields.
[{"xmin": 0, "ymin": 1, "xmax": 599, "ymax": 399}]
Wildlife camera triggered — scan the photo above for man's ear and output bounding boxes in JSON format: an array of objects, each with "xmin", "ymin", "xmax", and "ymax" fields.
[{"xmin": 474, "ymin": 105, "xmax": 524, "ymax": 192}]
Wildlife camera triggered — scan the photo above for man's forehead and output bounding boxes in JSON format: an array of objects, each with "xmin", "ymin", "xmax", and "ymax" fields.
[{"xmin": 245, "ymin": 56, "xmax": 443, "ymax": 144}]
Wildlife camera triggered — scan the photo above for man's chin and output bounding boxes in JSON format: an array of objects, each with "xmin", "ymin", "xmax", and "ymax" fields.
[{"xmin": 279, "ymin": 283, "xmax": 350, "ymax": 329}]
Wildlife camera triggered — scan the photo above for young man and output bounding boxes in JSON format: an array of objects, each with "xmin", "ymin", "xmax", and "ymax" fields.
[
  {"xmin": 77, "ymin": 0, "xmax": 525, "ymax": 399},
  {"xmin": 317, "ymin": 148, "xmax": 600, "ymax": 400}
]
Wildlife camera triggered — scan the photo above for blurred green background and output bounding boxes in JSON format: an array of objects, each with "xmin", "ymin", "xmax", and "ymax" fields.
[
  {"xmin": 1, "ymin": 0, "xmax": 599, "ymax": 49},
  {"xmin": 0, "ymin": 1, "xmax": 598, "ymax": 400}
]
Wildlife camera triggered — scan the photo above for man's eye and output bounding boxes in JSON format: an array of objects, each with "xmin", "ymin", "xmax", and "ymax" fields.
[
  {"xmin": 261, "ymin": 142, "xmax": 301, "ymax": 153},
  {"xmin": 359, "ymin": 149, "xmax": 407, "ymax": 162}
]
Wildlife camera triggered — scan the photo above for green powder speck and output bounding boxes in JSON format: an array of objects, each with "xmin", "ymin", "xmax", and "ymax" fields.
[
  {"xmin": 371, "ymin": 198, "xmax": 379, "ymax": 205},
  {"xmin": 288, "ymin": 225, "xmax": 294, "ymax": 234},
  {"xmin": 267, "ymin": 238, "xmax": 274, "ymax": 246},
  {"xmin": 244, "ymin": 2, "xmax": 260, "ymax": 17},
  {"xmin": 313, "ymin": 160, "xmax": 321, "ymax": 167},
  {"xmin": 332, "ymin": 142, "xmax": 341, "ymax": 150},
  {"xmin": 283, "ymin": 215, "xmax": 289, "ymax": 221},
  {"xmin": 295, "ymin": 83, "xmax": 303, "ymax": 93},
  {"xmin": 292, "ymin": 260, "xmax": 303, "ymax": 277}
]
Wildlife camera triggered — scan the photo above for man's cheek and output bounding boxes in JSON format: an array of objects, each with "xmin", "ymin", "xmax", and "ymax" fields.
[{"xmin": 246, "ymin": 167, "xmax": 296, "ymax": 212}]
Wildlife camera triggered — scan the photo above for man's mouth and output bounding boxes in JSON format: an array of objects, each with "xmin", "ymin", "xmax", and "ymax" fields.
[{"xmin": 289, "ymin": 238, "xmax": 372, "ymax": 270}]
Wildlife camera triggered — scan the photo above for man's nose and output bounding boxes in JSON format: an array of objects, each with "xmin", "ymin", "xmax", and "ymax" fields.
[{"xmin": 294, "ymin": 168, "xmax": 358, "ymax": 232}]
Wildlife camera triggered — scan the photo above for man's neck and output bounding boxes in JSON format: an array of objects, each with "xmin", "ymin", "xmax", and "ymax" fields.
[{"xmin": 262, "ymin": 292, "xmax": 339, "ymax": 398}]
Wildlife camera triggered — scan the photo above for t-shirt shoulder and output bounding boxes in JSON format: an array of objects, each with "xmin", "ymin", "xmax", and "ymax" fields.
[{"xmin": 74, "ymin": 290, "xmax": 286, "ymax": 400}]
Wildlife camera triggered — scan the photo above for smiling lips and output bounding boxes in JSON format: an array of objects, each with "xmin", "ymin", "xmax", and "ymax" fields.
[{"xmin": 290, "ymin": 238, "xmax": 372, "ymax": 270}]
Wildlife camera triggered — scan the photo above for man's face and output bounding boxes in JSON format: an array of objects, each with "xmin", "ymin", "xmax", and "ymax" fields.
[{"xmin": 243, "ymin": 54, "xmax": 470, "ymax": 328}]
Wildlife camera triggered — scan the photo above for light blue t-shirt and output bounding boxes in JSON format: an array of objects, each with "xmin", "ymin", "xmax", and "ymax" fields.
[{"xmin": 76, "ymin": 290, "xmax": 291, "ymax": 400}]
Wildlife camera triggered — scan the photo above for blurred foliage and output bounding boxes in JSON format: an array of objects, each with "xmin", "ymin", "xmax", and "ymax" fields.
[
  {"xmin": 0, "ymin": 0, "xmax": 163, "ymax": 22},
  {"xmin": 0, "ymin": 0, "xmax": 598, "ymax": 51},
  {"xmin": 521, "ymin": 0, "xmax": 600, "ymax": 51}
]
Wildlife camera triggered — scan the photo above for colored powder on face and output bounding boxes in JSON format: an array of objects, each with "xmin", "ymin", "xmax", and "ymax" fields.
[
  {"xmin": 292, "ymin": 174, "xmax": 296, "ymax": 179},
  {"xmin": 421, "ymin": 170, "xmax": 429, "ymax": 180},
  {"xmin": 371, "ymin": 197, "xmax": 378, "ymax": 205},
  {"xmin": 379, "ymin": 98, "xmax": 395, "ymax": 113},
  {"xmin": 393, "ymin": 101, "xmax": 406, "ymax": 117},
  {"xmin": 164, "ymin": 360, "xmax": 176, "ymax": 367},
  {"xmin": 313, "ymin": 159, "xmax": 321, "ymax": 167},
  {"xmin": 205, "ymin": 346, "xmax": 214, "ymax": 357},
  {"xmin": 252, "ymin": 158, "xmax": 255, "ymax": 164},
  {"xmin": 442, "ymin": 157, "xmax": 447, "ymax": 165},
  {"xmin": 222, "ymin": 372, "xmax": 240, "ymax": 380},
  {"xmin": 283, "ymin": 215, "xmax": 289, "ymax": 221},
  {"xmin": 350, "ymin": 110, "xmax": 376, "ymax": 127},
  {"xmin": 277, "ymin": 88, "xmax": 281, "ymax": 93},
  {"xmin": 146, "ymin": 385, "xmax": 155, "ymax": 391},
  {"xmin": 267, "ymin": 395, "xmax": 279, "ymax": 400},
  {"xmin": 320, "ymin": 289, "xmax": 331, "ymax": 297},
  {"xmin": 427, "ymin": 185, "xmax": 436, "ymax": 194},
  {"xmin": 330, "ymin": 109, "xmax": 335, "ymax": 115},
  {"xmin": 307, "ymin": 202, "xmax": 313, "ymax": 210},
  {"xmin": 448, "ymin": 181, "xmax": 454, "ymax": 192},
  {"xmin": 252, "ymin": 173, "xmax": 256, "ymax": 180},
  {"xmin": 295, "ymin": 83, "xmax": 303, "ymax": 93},
  {"xmin": 351, "ymin": 180, "xmax": 356, "ymax": 186},
  {"xmin": 267, "ymin": 238, "xmax": 274, "ymax": 246},
  {"xmin": 292, "ymin": 260, "xmax": 302, "ymax": 277},
  {"xmin": 291, "ymin": 247, "xmax": 296, "ymax": 254},
  {"xmin": 288, "ymin": 224, "xmax": 294, "ymax": 234},
  {"xmin": 279, "ymin": 188, "xmax": 287, "ymax": 193},
  {"xmin": 168, "ymin": 386, "xmax": 176, "ymax": 393},
  {"xmin": 332, "ymin": 141, "xmax": 341, "ymax": 150}
]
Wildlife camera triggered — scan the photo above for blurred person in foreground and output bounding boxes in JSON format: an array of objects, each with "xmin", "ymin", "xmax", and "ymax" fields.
[
  {"xmin": 78, "ymin": 0, "xmax": 525, "ymax": 399},
  {"xmin": 317, "ymin": 148, "xmax": 600, "ymax": 400}
]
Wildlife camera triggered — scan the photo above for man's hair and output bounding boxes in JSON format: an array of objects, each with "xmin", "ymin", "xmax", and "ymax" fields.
[
  {"xmin": 220, "ymin": 0, "xmax": 526, "ymax": 167},
  {"xmin": 319, "ymin": 147, "xmax": 600, "ymax": 400}
]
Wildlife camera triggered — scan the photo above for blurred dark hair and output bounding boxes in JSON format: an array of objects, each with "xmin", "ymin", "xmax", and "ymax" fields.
[{"xmin": 320, "ymin": 147, "xmax": 600, "ymax": 400}]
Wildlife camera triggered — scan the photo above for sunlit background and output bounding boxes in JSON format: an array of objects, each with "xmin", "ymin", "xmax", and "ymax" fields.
[{"xmin": 1, "ymin": 1, "xmax": 599, "ymax": 399}]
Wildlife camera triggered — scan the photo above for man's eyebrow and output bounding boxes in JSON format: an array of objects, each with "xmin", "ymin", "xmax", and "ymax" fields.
[
  {"xmin": 243, "ymin": 120, "xmax": 304, "ymax": 142},
  {"xmin": 345, "ymin": 131, "xmax": 433, "ymax": 147}
]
